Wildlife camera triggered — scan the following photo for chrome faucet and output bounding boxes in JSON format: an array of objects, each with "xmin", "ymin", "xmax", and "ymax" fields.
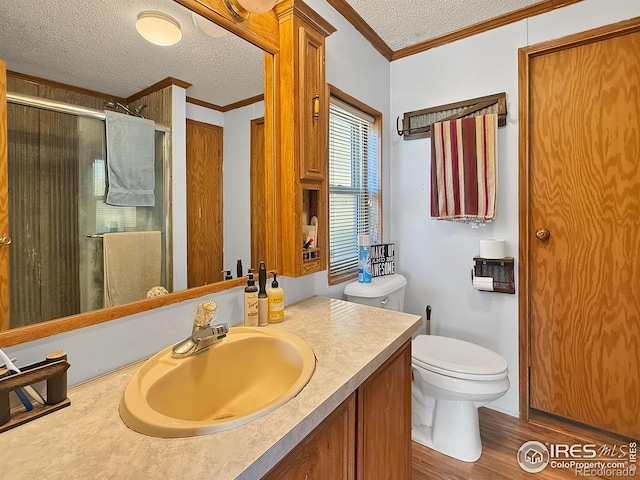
[{"xmin": 171, "ymin": 301, "xmax": 229, "ymax": 358}]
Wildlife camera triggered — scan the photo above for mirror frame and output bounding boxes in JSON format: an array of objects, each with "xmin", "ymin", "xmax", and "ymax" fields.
[{"xmin": 0, "ymin": 0, "xmax": 279, "ymax": 347}]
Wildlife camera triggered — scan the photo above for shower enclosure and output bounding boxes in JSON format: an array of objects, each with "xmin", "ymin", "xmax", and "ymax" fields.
[{"xmin": 6, "ymin": 92, "xmax": 170, "ymax": 329}]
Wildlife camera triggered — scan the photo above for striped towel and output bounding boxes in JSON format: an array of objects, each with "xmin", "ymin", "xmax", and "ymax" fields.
[{"xmin": 430, "ymin": 114, "xmax": 498, "ymax": 224}]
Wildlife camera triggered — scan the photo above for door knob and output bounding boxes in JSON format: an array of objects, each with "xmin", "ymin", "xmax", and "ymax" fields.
[
  {"xmin": 0, "ymin": 236, "xmax": 12, "ymax": 245},
  {"xmin": 535, "ymin": 229, "xmax": 550, "ymax": 241}
]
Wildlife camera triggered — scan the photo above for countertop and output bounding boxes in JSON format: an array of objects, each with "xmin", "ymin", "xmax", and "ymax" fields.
[{"xmin": 0, "ymin": 296, "xmax": 421, "ymax": 479}]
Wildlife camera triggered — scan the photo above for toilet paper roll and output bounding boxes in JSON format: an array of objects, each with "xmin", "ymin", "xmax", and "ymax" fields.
[
  {"xmin": 479, "ymin": 239, "xmax": 506, "ymax": 259},
  {"xmin": 473, "ymin": 276, "xmax": 494, "ymax": 291}
]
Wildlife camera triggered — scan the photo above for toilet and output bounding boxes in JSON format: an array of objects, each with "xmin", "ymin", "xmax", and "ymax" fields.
[
  {"xmin": 344, "ymin": 274, "xmax": 510, "ymax": 463},
  {"xmin": 411, "ymin": 335, "xmax": 509, "ymax": 462},
  {"xmin": 344, "ymin": 273, "xmax": 407, "ymax": 311}
]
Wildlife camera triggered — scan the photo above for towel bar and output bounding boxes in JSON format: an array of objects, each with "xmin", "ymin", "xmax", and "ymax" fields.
[{"xmin": 397, "ymin": 92, "xmax": 507, "ymax": 140}]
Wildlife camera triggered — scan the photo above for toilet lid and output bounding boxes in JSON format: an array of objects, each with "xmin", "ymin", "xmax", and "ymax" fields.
[{"xmin": 412, "ymin": 335, "xmax": 508, "ymax": 376}]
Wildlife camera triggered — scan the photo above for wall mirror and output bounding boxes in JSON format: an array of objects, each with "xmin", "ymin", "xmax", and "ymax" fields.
[{"xmin": 0, "ymin": 0, "xmax": 278, "ymax": 346}]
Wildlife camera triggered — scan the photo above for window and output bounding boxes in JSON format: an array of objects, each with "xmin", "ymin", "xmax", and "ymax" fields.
[{"xmin": 328, "ymin": 88, "xmax": 381, "ymax": 283}]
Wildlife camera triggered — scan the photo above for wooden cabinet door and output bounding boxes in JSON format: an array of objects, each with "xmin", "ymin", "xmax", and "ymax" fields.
[
  {"xmin": 263, "ymin": 393, "xmax": 355, "ymax": 480},
  {"xmin": 297, "ymin": 25, "xmax": 325, "ymax": 181},
  {"xmin": 357, "ymin": 341, "xmax": 412, "ymax": 480}
]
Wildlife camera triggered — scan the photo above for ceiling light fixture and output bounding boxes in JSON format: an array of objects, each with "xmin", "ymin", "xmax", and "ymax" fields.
[
  {"xmin": 223, "ymin": 0, "xmax": 276, "ymax": 20},
  {"xmin": 136, "ymin": 11, "xmax": 182, "ymax": 46},
  {"xmin": 192, "ymin": 12, "xmax": 229, "ymax": 38}
]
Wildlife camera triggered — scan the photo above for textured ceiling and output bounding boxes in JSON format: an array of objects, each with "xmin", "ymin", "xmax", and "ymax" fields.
[
  {"xmin": 344, "ymin": 0, "xmax": 540, "ymax": 51},
  {"xmin": 0, "ymin": 0, "xmax": 548, "ymax": 108},
  {"xmin": 0, "ymin": 0, "xmax": 264, "ymax": 107}
]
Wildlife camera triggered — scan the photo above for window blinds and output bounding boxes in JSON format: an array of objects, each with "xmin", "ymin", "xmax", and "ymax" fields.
[{"xmin": 328, "ymin": 100, "xmax": 379, "ymax": 278}]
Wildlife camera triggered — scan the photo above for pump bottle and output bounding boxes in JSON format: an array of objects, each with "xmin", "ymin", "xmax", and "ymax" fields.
[
  {"xmin": 267, "ymin": 272, "xmax": 285, "ymax": 323},
  {"xmin": 257, "ymin": 262, "xmax": 268, "ymax": 326},
  {"xmin": 244, "ymin": 273, "xmax": 259, "ymax": 326}
]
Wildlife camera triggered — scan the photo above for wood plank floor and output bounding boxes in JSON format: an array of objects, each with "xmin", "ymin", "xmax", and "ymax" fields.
[{"xmin": 412, "ymin": 408, "xmax": 639, "ymax": 480}]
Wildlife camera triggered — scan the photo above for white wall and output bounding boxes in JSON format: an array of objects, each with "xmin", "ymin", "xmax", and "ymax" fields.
[
  {"xmin": 9, "ymin": 0, "xmax": 635, "ymax": 409},
  {"xmin": 185, "ymin": 100, "xmax": 264, "ymax": 273},
  {"xmin": 171, "ymin": 85, "xmax": 188, "ymax": 292},
  {"xmin": 390, "ymin": 0, "xmax": 640, "ymax": 417},
  {"xmin": 2, "ymin": 3, "xmax": 387, "ymax": 382},
  {"xmin": 3, "ymin": 287, "xmax": 249, "ymax": 385},
  {"xmin": 222, "ymin": 102, "xmax": 264, "ymax": 272},
  {"xmin": 304, "ymin": 0, "xmax": 393, "ymax": 301}
]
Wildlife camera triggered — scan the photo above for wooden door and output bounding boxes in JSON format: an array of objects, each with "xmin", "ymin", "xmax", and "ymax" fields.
[
  {"xmin": 186, "ymin": 119, "xmax": 223, "ymax": 288},
  {"xmin": 0, "ymin": 60, "xmax": 8, "ymax": 330},
  {"xmin": 250, "ymin": 117, "xmax": 266, "ymax": 270},
  {"xmin": 525, "ymin": 25, "xmax": 640, "ymax": 438}
]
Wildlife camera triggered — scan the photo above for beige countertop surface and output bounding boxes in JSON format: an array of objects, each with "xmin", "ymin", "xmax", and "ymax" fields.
[{"xmin": 0, "ymin": 296, "xmax": 421, "ymax": 480}]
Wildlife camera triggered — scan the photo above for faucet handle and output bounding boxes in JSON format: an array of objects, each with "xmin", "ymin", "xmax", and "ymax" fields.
[
  {"xmin": 193, "ymin": 300, "xmax": 218, "ymax": 332},
  {"xmin": 192, "ymin": 323, "xmax": 229, "ymax": 343}
]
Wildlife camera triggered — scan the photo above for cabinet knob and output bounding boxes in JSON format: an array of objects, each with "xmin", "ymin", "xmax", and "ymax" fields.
[
  {"xmin": 312, "ymin": 94, "xmax": 320, "ymax": 120},
  {"xmin": 0, "ymin": 236, "xmax": 12, "ymax": 246},
  {"xmin": 535, "ymin": 229, "xmax": 550, "ymax": 241}
]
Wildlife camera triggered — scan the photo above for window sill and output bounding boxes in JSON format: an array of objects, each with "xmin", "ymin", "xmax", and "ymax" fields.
[{"xmin": 328, "ymin": 271, "xmax": 357, "ymax": 286}]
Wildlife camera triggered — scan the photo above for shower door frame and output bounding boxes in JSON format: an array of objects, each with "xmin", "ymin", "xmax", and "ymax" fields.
[{"xmin": 3, "ymin": 89, "xmax": 172, "ymax": 327}]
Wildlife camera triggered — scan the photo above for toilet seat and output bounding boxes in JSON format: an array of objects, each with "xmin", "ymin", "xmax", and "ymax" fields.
[{"xmin": 412, "ymin": 335, "xmax": 508, "ymax": 381}]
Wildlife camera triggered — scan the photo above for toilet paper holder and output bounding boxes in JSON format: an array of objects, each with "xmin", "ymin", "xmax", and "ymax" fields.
[{"xmin": 472, "ymin": 257, "xmax": 515, "ymax": 294}]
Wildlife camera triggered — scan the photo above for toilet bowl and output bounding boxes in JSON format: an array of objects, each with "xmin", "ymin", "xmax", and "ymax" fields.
[
  {"xmin": 411, "ymin": 334, "xmax": 510, "ymax": 462},
  {"xmin": 343, "ymin": 274, "xmax": 510, "ymax": 462}
]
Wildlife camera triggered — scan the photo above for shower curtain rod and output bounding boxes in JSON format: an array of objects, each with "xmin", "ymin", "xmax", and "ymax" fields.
[{"xmin": 6, "ymin": 92, "xmax": 170, "ymax": 132}]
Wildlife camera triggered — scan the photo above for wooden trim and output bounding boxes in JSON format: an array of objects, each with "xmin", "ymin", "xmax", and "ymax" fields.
[
  {"xmin": 173, "ymin": 0, "xmax": 281, "ymax": 54},
  {"xmin": 0, "ymin": 61, "xmax": 8, "ymax": 332},
  {"xmin": 520, "ymin": 14, "xmax": 640, "ymax": 57},
  {"xmin": 392, "ymin": 0, "xmax": 584, "ymax": 61},
  {"xmin": 263, "ymin": 52, "xmax": 277, "ymax": 272},
  {"xmin": 328, "ymin": 271, "xmax": 357, "ymax": 287},
  {"xmin": 274, "ymin": 9, "xmax": 296, "ymax": 277},
  {"xmin": 529, "ymin": 409, "xmax": 639, "ymax": 444},
  {"xmin": 518, "ymin": 46, "xmax": 531, "ymax": 421},
  {"xmin": 327, "ymin": 84, "xmax": 383, "ymax": 285},
  {"xmin": 220, "ymin": 94, "xmax": 265, "ymax": 111},
  {"xmin": 0, "ymin": 0, "xmax": 281, "ymax": 347},
  {"xmin": 275, "ymin": 0, "xmax": 336, "ymax": 38},
  {"xmin": 187, "ymin": 94, "xmax": 265, "ymax": 112},
  {"xmin": 0, "ymin": 277, "xmax": 253, "ymax": 347},
  {"xmin": 517, "ymin": 15, "xmax": 640, "ymax": 421},
  {"xmin": 324, "ymin": 0, "xmax": 392, "ymax": 61},
  {"xmin": 6, "ymin": 70, "xmax": 126, "ymax": 103},
  {"xmin": 185, "ymin": 118, "xmax": 222, "ymax": 130},
  {"xmin": 186, "ymin": 96, "xmax": 225, "ymax": 112},
  {"xmin": 322, "ymin": 0, "xmax": 582, "ymax": 62},
  {"xmin": 328, "ymin": 84, "xmax": 382, "ymax": 119},
  {"xmin": 126, "ymin": 77, "xmax": 192, "ymax": 104}
]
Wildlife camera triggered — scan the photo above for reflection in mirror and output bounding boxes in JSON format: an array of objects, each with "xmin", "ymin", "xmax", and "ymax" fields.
[{"xmin": 0, "ymin": 0, "xmax": 272, "ymax": 332}]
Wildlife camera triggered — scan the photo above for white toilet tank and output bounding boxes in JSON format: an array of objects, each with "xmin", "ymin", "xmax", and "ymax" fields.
[{"xmin": 344, "ymin": 274, "xmax": 407, "ymax": 312}]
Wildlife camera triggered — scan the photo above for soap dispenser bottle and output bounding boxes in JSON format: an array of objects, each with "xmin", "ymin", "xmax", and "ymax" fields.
[
  {"xmin": 257, "ymin": 261, "xmax": 268, "ymax": 327},
  {"xmin": 244, "ymin": 273, "xmax": 259, "ymax": 327},
  {"xmin": 267, "ymin": 272, "xmax": 285, "ymax": 323}
]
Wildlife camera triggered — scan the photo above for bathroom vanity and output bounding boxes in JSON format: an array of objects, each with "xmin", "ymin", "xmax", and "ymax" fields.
[{"xmin": 0, "ymin": 296, "xmax": 421, "ymax": 479}]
